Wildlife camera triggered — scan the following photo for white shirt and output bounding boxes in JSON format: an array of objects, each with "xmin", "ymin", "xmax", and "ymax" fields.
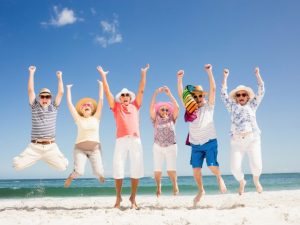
[
  {"xmin": 75, "ymin": 116, "xmax": 100, "ymax": 144},
  {"xmin": 188, "ymin": 103, "xmax": 217, "ymax": 145}
]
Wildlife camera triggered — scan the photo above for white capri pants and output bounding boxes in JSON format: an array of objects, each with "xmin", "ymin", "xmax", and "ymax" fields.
[
  {"xmin": 13, "ymin": 143, "xmax": 68, "ymax": 171},
  {"xmin": 113, "ymin": 136, "xmax": 144, "ymax": 179},
  {"xmin": 71, "ymin": 148, "xmax": 104, "ymax": 178},
  {"xmin": 153, "ymin": 143, "xmax": 177, "ymax": 172},
  {"xmin": 230, "ymin": 134, "xmax": 262, "ymax": 181}
]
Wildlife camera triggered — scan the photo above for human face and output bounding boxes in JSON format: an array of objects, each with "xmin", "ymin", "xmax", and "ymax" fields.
[
  {"xmin": 192, "ymin": 92, "xmax": 205, "ymax": 107},
  {"xmin": 120, "ymin": 93, "xmax": 131, "ymax": 106},
  {"xmin": 80, "ymin": 102, "xmax": 94, "ymax": 117},
  {"xmin": 159, "ymin": 106, "xmax": 169, "ymax": 118},
  {"xmin": 39, "ymin": 94, "xmax": 52, "ymax": 107},
  {"xmin": 235, "ymin": 91, "xmax": 249, "ymax": 105}
]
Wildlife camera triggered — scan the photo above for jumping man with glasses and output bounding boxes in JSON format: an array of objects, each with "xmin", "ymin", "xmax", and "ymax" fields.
[
  {"xmin": 97, "ymin": 64, "xmax": 150, "ymax": 210},
  {"xmin": 221, "ymin": 67, "xmax": 265, "ymax": 195},
  {"xmin": 13, "ymin": 66, "xmax": 68, "ymax": 172},
  {"xmin": 177, "ymin": 64, "xmax": 227, "ymax": 206}
]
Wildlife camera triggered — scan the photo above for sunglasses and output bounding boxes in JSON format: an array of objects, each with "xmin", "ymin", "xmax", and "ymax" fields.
[
  {"xmin": 81, "ymin": 103, "xmax": 93, "ymax": 108},
  {"xmin": 40, "ymin": 95, "xmax": 51, "ymax": 99},
  {"xmin": 192, "ymin": 94, "xmax": 203, "ymax": 99},
  {"xmin": 160, "ymin": 108, "xmax": 169, "ymax": 112},
  {"xmin": 236, "ymin": 93, "xmax": 248, "ymax": 98},
  {"xmin": 121, "ymin": 93, "xmax": 130, "ymax": 97}
]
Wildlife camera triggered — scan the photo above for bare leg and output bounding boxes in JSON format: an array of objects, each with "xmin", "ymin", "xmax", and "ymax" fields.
[
  {"xmin": 129, "ymin": 178, "xmax": 140, "ymax": 210},
  {"xmin": 64, "ymin": 174, "xmax": 74, "ymax": 188},
  {"xmin": 193, "ymin": 168, "xmax": 205, "ymax": 206},
  {"xmin": 253, "ymin": 176, "xmax": 263, "ymax": 193},
  {"xmin": 98, "ymin": 175, "xmax": 105, "ymax": 183},
  {"xmin": 239, "ymin": 179, "xmax": 247, "ymax": 195},
  {"xmin": 208, "ymin": 166, "xmax": 227, "ymax": 193},
  {"xmin": 114, "ymin": 179, "xmax": 123, "ymax": 208},
  {"xmin": 167, "ymin": 170, "xmax": 179, "ymax": 195},
  {"xmin": 154, "ymin": 171, "xmax": 162, "ymax": 197}
]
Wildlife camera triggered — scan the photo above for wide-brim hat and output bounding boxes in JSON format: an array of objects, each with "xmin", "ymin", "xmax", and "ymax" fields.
[
  {"xmin": 39, "ymin": 88, "xmax": 52, "ymax": 96},
  {"xmin": 75, "ymin": 97, "xmax": 97, "ymax": 116},
  {"xmin": 154, "ymin": 102, "xmax": 174, "ymax": 115},
  {"xmin": 115, "ymin": 88, "xmax": 136, "ymax": 103},
  {"xmin": 229, "ymin": 85, "xmax": 255, "ymax": 100},
  {"xmin": 189, "ymin": 85, "xmax": 208, "ymax": 95}
]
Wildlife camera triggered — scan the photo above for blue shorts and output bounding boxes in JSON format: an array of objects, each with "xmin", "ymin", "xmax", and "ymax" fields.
[{"xmin": 190, "ymin": 139, "xmax": 219, "ymax": 168}]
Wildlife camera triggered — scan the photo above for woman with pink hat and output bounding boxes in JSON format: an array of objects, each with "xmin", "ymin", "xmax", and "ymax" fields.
[
  {"xmin": 150, "ymin": 86, "xmax": 179, "ymax": 197},
  {"xmin": 221, "ymin": 67, "xmax": 265, "ymax": 195},
  {"xmin": 64, "ymin": 81, "xmax": 105, "ymax": 188}
]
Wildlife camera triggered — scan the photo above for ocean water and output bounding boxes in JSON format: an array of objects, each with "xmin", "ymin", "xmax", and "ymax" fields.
[{"xmin": 0, "ymin": 173, "xmax": 299, "ymax": 199}]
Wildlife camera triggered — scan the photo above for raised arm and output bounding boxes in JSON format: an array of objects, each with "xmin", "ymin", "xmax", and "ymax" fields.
[
  {"xmin": 251, "ymin": 67, "xmax": 265, "ymax": 108},
  {"xmin": 136, "ymin": 64, "xmax": 150, "ymax": 107},
  {"xmin": 164, "ymin": 86, "xmax": 179, "ymax": 120},
  {"xmin": 94, "ymin": 80, "xmax": 104, "ymax": 120},
  {"xmin": 177, "ymin": 70, "xmax": 185, "ymax": 107},
  {"xmin": 28, "ymin": 66, "xmax": 36, "ymax": 105},
  {"xmin": 54, "ymin": 71, "xmax": 64, "ymax": 107},
  {"xmin": 66, "ymin": 84, "xmax": 80, "ymax": 121},
  {"xmin": 204, "ymin": 64, "xmax": 216, "ymax": 106},
  {"xmin": 221, "ymin": 69, "xmax": 233, "ymax": 112},
  {"xmin": 97, "ymin": 66, "xmax": 115, "ymax": 109},
  {"xmin": 150, "ymin": 88, "xmax": 160, "ymax": 121}
]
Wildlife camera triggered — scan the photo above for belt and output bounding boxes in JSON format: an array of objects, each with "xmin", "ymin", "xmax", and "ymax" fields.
[{"xmin": 31, "ymin": 140, "xmax": 55, "ymax": 145}]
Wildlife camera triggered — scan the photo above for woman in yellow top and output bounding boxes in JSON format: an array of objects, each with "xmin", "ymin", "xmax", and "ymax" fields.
[{"xmin": 64, "ymin": 80, "xmax": 105, "ymax": 187}]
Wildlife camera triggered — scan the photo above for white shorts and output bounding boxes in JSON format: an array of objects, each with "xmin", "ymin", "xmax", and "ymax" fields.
[
  {"xmin": 153, "ymin": 143, "xmax": 177, "ymax": 172},
  {"xmin": 13, "ymin": 143, "xmax": 68, "ymax": 171},
  {"xmin": 113, "ymin": 136, "xmax": 144, "ymax": 179},
  {"xmin": 71, "ymin": 148, "xmax": 104, "ymax": 178}
]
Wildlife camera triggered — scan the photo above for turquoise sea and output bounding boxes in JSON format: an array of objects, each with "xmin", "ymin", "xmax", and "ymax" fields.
[{"xmin": 0, "ymin": 173, "xmax": 299, "ymax": 199}]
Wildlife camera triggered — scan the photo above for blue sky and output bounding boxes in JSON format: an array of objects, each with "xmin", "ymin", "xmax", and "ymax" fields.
[{"xmin": 0, "ymin": 0, "xmax": 299, "ymax": 179}]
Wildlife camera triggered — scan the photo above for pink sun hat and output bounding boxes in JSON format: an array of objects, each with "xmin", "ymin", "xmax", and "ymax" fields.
[{"xmin": 154, "ymin": 102, "xmax": 174, "ymax": 114}]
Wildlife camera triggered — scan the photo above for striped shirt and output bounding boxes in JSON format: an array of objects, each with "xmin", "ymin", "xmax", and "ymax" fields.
[
  {"xmin": 31, "ymin": 99, "xmax": 58, "ymax": 140},
  {"xmin": 188, "ymin": 103, "xmax": 217, "ymax": 145}
]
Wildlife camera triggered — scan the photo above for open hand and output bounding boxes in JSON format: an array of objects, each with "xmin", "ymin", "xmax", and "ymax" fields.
[
  {"xmin": 66, "ymin": 84, "xmax": 73, "ymax": 89},
  {"xmin": 97, "ymin": 66, "xmax": 109, "ymax": 76},
  {"xmin": 141, "ymin": 64, "xmax": 150, "ymax": 73},
  {"xmin": 162, "ymin": 86, "xmax": 171, "ymax": 95}
]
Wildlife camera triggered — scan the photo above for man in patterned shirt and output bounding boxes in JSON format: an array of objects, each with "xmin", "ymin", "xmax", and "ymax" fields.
[
  {"xmin": 221, "ymin": 67, "xmax": 265, "ymax": 195},
  {"xmin": 13, "ymin": 66, "xmax": 68, "ymax": 171}
]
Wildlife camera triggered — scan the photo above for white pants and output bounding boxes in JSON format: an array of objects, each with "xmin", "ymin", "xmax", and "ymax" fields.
[
  {"xmin": 230, "ymin": 134, "xmax": 262, "ymax": 181},
  {"xmin": 13, "ymin": 143, "xmax": 68, "ymax": 171},
  {"xmin": 153, "ymin": 143, "xmax": 177, "ymax": 172},
  {"xmin": 71, "ymin": 148, "xmax": 104, "ymax": 178},
  {"xmin": 113, "ymin": 136, "xmax": 144, "ymax": 179}
]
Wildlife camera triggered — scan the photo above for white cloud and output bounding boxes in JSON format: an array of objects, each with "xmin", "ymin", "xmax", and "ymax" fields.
[
  {"xmin": 90, "ymin": 8, "xmax": 97, "ymax": 16},
  {"xmin": 41, "ymin": 6, "xmax": 79, "ymax": 27},
  {"xmin": 95, "ymin": 17, "xmax": 122, "ymax": 48}
]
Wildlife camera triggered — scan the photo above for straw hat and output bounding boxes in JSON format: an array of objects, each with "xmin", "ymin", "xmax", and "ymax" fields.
[
  {"xmin": 115, "ymin": 88, "xmax": 136, "ymax": 103},
  {"xmin": 229, "ymin": 85, "xmax": 255, "ymax": 100},
  {"xmin": 154, "ymin": 102, "xmax": 174, "ymax": 114},
  {"xmin": 75, "ymin": 97, "xmax": 97, "ymax": 116},
  {"xmin": 191, "ymin": 85, "xmax": 208, "ymax": 95}
]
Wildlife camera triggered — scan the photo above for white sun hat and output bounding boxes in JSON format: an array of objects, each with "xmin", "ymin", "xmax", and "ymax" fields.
[
  {"xmin": 115, "ymin": 88, "xmax": 136, "ymax": 103},
  {"xmin": 229, "ymin": 85, "xmax": 255, "ymax": 100}
]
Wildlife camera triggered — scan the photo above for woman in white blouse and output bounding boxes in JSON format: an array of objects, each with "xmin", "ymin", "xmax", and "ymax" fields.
[
  {"xmin": 221, "ymin": 67, "xmax": 265, "ymax": 195},
  {"xmin": 64, "ymin": 81, "xmax": 105, "ymax": 187}
]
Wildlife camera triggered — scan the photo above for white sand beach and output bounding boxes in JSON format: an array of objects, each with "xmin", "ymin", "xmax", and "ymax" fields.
[{"xmin": 0, "ymin": 190, "xmax": 300, "ymax": 225}]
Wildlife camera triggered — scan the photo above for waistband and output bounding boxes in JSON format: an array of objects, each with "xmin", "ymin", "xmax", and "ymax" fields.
[{"xmin": 31, "ymin": 139, "xmax": 55, "ymax": 145}]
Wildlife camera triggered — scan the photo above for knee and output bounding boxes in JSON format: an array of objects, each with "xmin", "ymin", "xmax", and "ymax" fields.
[{"xmin": 56, "ymin": 159, "xmax": 69, "ymax": 171}]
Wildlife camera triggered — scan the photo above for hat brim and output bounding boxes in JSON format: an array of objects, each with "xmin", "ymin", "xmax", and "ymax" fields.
[
  {"xmin": 115, "ymin": 89, "xmax": 136, "ymax": 103},
  {"xmin": 229, "ymin": 86, "xmax": 255, "ymax": 100},
  {"xmin": 75, "ymin": 98, "xmax": 97, "ymax": 116},
  {"xmin": 154, "ymin": 102, "xmax": 174, "ymax": 114}
]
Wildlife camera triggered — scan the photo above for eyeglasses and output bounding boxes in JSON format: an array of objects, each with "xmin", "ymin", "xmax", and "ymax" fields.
[
  {"xmin": 81, "ymin": 103, "xmax": 93, "ymax": 108},
  {"xmin": 121, "ymin": 93, "xmax": 130, "ymax": 97},
  {"xmin": 236, "ymin": 93, "xmax": 248, "ymax": 98},
  {"xmin": 192, "ymin": 94, "xmax": 203, "ymax": 99},
  {"xmin": 160, "ymin": 108, "xmax": 169, "ymax": 112},
  {"xmin": 40, "ymin": 95, "xmax": 51, "ymax": 99}
]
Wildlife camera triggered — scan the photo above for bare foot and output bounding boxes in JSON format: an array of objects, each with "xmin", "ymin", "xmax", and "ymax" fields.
[
  {"xmin": 173, "ymin": 184, "xmax": 179, "ymax": 196},
  {"xmin": 239, "ymin": 179, "xmax": 246, "ymax": 195},
  {"xmin": 217, "ymin": 177, "xmax": 227, "ymax": 193},
  {"xmin": 129, "ymin": 196, "xmax": 140, "ymax": 210},
  {"xmin": 114, "ymin": 197, "xmax": 122, "ymax": 209},
  {"xmin": 99, "ymin": 176, "xmax": 105, "ymax": 183},
  {"xmin": 193, "ymin": 190, "xmax": 205, "ymax": 207},
  {"xmin": 64, "ymin": 177, "xmax": 73, "ymax": 188},
  {"xmin": 254, "ymin": 181, "xmax": 263, "ymax": 193}
]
